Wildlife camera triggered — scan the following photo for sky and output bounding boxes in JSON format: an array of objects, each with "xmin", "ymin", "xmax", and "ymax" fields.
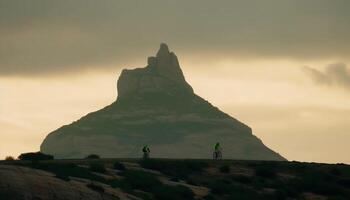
[{"xmin": 1, "ymin": 0, "xmax": 350, "ymax": 163}]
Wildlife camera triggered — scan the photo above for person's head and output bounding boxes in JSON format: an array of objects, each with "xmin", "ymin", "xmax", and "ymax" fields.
[{"xmin": 216, "ymin": 142, "xmax": 220, "ymax": 146}]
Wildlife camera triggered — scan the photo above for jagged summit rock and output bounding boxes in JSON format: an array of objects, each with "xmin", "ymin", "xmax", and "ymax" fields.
[
  {"xmin": 117, "ymin": 43, "xmax": 193, "ymax": 99},
  {"xmin": 41, "ymin": 44, "xmax": 285, "ymax": 161}
]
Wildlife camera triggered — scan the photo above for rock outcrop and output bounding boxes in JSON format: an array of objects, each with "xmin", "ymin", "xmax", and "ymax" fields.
[
  {"xmin": 41, "ymin": 43, "xmax": 285, "ymax": 161},
  {"xmin": 117, "ymin": 43, "xmax": 193, "ymax": 99}
]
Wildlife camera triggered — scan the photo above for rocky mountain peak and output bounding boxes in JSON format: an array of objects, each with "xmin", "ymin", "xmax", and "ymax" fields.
[
  {"xmin": 156, "ymin": 43, "xmax": 170, "ymax": 57},
  {"xmin": 147, "ymin": 43, "xmax": 184, "ymax": 82},
  {"xmin": 117, "ymin": 43, "xmax": 193, "ymax": 99},
  {"xmin": 41, "ymin": 43, "xmax": 285, "ymax": 161}
]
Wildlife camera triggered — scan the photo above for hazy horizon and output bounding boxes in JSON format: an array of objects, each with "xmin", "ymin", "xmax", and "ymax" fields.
[{"xmin": 1, "ymin": 0, "xmax": 350, "ymax": 163}]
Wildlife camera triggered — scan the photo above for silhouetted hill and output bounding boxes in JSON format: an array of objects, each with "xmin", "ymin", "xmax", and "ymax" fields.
[
  {"xmin": 41, "ymin": 43, "xmax": 284, "ymax": 160},
  {"xmin": 1, "ymin": 159, "xmax": 350, "ymax": 200}
]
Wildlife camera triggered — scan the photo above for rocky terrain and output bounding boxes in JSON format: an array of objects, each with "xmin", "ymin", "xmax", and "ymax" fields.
[
  {"xmin": 41, "ymin": 43, "xmax": 284, "ymax": 160},
  {"xmin": 1, "ymin": 159, "xmax": 350, "ymax": 200}
]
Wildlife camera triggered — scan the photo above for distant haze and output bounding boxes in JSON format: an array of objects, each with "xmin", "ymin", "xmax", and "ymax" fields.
[{"xmin": 1, "ymin": 0, "xmax": 350, "ymax": 163}]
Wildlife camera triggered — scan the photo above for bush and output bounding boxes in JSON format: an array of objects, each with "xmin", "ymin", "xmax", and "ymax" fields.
[
  {"xmin": 154, "ymin": 185, "xmax": 194, "ymax": 200},
  {"xmin": 203, "ymin": 194, "xmax": 215, "ymax": 200},
  {"xmin": 140, "ymin": 159, "xmax": 207, "ymax": 179},
  {"xmin": 87, "ymin": 183, "xmax": 105, "ymax": 193},
  {"xmin": 170, "ymin": 177, "xmax": 180, "ymax": 182},
  {"xmin": 5, "ymin": 156, "xmax": 15, "ymax": 161},
  {"xmin": 85, "ymin": 154, "xmax": 100, "ymax": 159},
  {"xmin": 18, "ymin": 152, "xmax": 54, "ymax": 161},
  {"xmin": 186, "ymin": 178, "xmax": 198, "ymax": 185},
  {"xmin": 338, "ymin": 178, "xmax": 350, "ymax": 188},
  {"xmin": 255, "ymin": 165, "xmax": 277, "ymax": 178},
  {"xmin": 89, "ymin": 162, "xmax": 106, "ymax": 173},
  {"xmin": 208, "ymin": 180, "xmax": 259, "ymax": 199},
  {"xmin": 219, "ymin": 165, "xmax": 230, "ymax": 173},
  {"xmin": 114, "ymin": 170, "xmax": 194, "ymax": 200},
  {"xmin": 55, "ymin": 173, "xmax": 70, "ymax": 181},
  {"xmin": 289, "ymin": 170, "xmax": 345, "ymax": 196},
  {"xmin": 113, "ymin": 161, "xmax": 126, "ymax": 170},
  {"xmin": 29, "ymin": 163, "xmax": 105, "ymax": 183},
  {"xmin": 231, "ymin": 175, "xmax": 252, "ymax": 184},
  {"xmin": 209, "ymin": 180, "xmax": 232, "ymax": 195},
  {"xmin": 329, "ymin": 167, "xmax": 342, "ymax": 176},
  {"xmin": 120, "ymin": 170, "xmax": 162, "ymax": 191}
]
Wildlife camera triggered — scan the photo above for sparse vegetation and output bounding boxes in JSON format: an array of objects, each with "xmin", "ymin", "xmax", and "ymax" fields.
[
  {"xmin": 231, "ymin": 175, "xmax": 252, "ymax": 184},
  {"xmin": 208, "ymin": 179, "xmax": 259, "ymax": 199},
  {"xmin": 85, "ymin": 154, "xmax": 100, "ymax": 159},
  {"xmin": 89, "ymin": 162, "xmax": 106, "ymax": 173},
  {"xmin": 153, "ymin": 185, "xmax": 194, "ymax": 200},
  {"xmin": 118, "ymin": 170, "xmax": 162, "ymax": 192},
  {"xmin": 27, "ymin": 162, "xmax": 105, "ymax": 183},
  {"xmin": 109, "ymin": 169, "xmax": 195, "ymax": 200},
  {"xmin": 113, "ymin": 161, "xmax": 126, "ymax": 170},
  {"xmin": 5, "ymin": 156, "xmax": 15, "ymax": 161},
  {"xmin": 18, "ymin": 152, "xmax": 54, "ymax": 161},
  {"xmin": 6, "ymin": 159, "xmax": 350, "ymax": 200},
  {"xmin": 140, "ymin": 159, "xmax": 208, "ymax": 179},
  {"xmin": 87, "ymin": 183, "xmax": 105, "ymax": 193},
  {"xmin": 219, "ymin": 165, "xmax": 230, "ymax": 173},
  {"xmin": 255, "ymin": 165, "xmax": 277, "ymax": 178}
]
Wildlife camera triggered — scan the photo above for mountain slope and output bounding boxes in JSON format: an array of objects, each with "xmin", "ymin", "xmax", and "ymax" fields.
[{"xmin": 41, "ymin": 44, "xmax": 284, "ymax": 160}]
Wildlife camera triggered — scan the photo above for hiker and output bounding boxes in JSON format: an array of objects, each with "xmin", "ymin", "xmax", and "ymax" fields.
[
  {"xmin": 142, "ymin": 145, "xmax": 150, "ymax": 159},
  {"xmin": 213, "ymin": 142, "xmax": 222, "ymax": 160}
]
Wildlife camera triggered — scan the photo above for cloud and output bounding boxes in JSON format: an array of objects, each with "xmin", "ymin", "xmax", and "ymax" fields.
[
  {"xmin": 1, "ymin": 0, "xmax": 350, "ymax": 76},
  {"xmin": 304, "ymin": 63, "xmax": 350, "ymax": 90}
]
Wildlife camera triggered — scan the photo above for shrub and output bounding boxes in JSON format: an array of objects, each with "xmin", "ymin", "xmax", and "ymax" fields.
[
  {"xmin": 251, "ymin": 177, "xmax": 267, "ymax": 190},
  {"xmin": 329, "ymin": 167, "xmax": 342, "ymax": 176},
  {"xmin": 89, "ymin": 162, "xmax": 106, "ymax": 173},
  {"xmin": 186, "ymin": 178, "xmax": 198, "ymax": 185},
  {"xmin": 209, "ymin": 180, "xmax": 232, "ymax": 195},
  {"xmin": 338, "ymin": 178, "xmax": 350, "ymax": 188},
  {"xmin": 85, "ymin": 154, "xmax": 100, "ymax": 159},
  {"xmin": 55, "ymin": 173, "xmax": 70, "ymax": 181},
  {"xmin": 5, "ymin": 156, "xmax": 15, "ymax": 161},
  {"xmin": 203, "ymin": 194, "xmax": 215, "ymax": 200},
  {"xmin": 18, "ymin": 152, "xmax": 54, "ymax": 161},
  {"xmin": 219, "ymin": 165, "xmax": 230, "ymax": 173},
  {"xmin": 290, "ymin": 170, "xmax": 344, "ymax": 196},
  {"xmin": 87, "ymin": 183, "xmax": 105, "ymax": 193},
  {"xmin": 131, "ymin": 191, "xmax": 153, "ymax": 200},
  {"xmin": 255, "ymin": 165, "xmax": 277, "ymax": 178},
  {"xmin": 113, "ymin": 161, "xmax": 126, "ymax": 171},
  {"xmin": 140, "ymin": 159, "xmax": 207, "ymax": 179},
  {"xmin": 170, "ymin": 177, "xmax": 180, "ymax": 182},
  {"xmin": 231, "ymin": 175, "xmax": 252, "ymax": 184},
  {"xmin": 29, "ymin": 163, "xmax": 105, "ymax": 183},
  {"xmin": 153, "ymin": 185, "xmax": 195, "ymax": 200},
  {"xmin": 120, "ymin": 170, "xmax": 162, "ymax": 191},
  {"xmin": 208, "ymin": 180, "xmax": 259, "ymax": 199},
  {"xmin": 115, "ymin": 170, "xmax": 194, "ymax": 200}
]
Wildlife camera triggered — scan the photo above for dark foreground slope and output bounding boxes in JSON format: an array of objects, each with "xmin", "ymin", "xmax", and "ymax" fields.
[
  {"xmin": 41, "ymin": 44, "xmax": 284, "ymax": 160},
  {"xmin": 1, "ymin": 159, "xmax": 350, "ymax": 200}
]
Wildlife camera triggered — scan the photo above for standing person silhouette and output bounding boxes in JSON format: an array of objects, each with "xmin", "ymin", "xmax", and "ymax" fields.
[
  {"xmin": 142, "ymin": 145, "xmax": 150, "ymax": 159},
  {"xmin": 213, "ymin": 142, "xmax": 222, "ymax": 160}
]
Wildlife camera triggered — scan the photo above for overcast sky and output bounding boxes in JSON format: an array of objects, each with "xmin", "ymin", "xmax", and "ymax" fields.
[
  {"xmin": 1, "ymin": 0, "xmax": 350, "ymax": 163},
  {"xmin": 1, "ymin": 0, "xmax": 350, "ymax": 75}
]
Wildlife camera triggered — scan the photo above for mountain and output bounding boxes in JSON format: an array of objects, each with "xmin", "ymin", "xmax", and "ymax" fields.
[{"xmin": 40, "ymin": 43, "xmax": 285, "ymax": 160}]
